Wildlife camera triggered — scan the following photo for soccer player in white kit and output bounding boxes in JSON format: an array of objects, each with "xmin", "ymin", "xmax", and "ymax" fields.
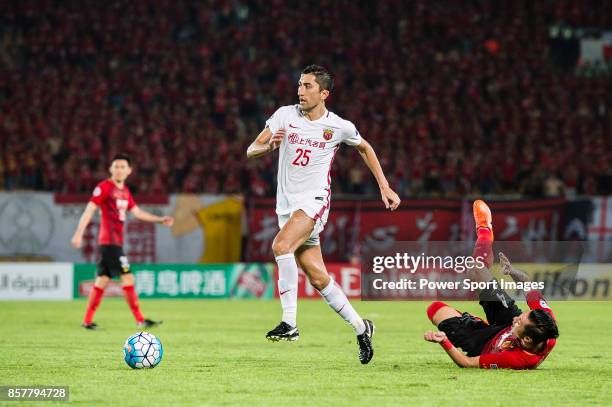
[{"xmin": 246, "ymin": 65, "xmax": 400, "ymax": 364}]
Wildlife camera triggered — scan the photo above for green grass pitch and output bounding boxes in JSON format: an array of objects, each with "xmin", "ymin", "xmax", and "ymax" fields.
[{"xmin": 1, "ymin": 299, "xmax": 611, "ymax": 406}]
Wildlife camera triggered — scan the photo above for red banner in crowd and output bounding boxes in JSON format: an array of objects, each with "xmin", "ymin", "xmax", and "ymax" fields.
[
  {"xmin": 273, "ymin": 263, "xmax": 361, "ymax": 299},
  {"xmin": 247, "ymin": 198, "xmax": 567, "ymax": 262},
  {"xmin": 483, "ymin": 199, "xmax": 566, "ymax": 241}
]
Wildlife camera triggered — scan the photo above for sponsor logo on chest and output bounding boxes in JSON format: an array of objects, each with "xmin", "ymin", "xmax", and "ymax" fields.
[
  {"xmin": 497, "ymin": 331, "xmax": 517, "ymax": 350},
  {"xmin": 287, "ymin": 133, "xmax": 327, "ymax": 149},
  {"xmin": 112, "ymin": 190, "xmax": 128, "ymax": 201}
]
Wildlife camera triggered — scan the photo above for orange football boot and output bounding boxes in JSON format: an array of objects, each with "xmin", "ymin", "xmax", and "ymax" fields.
[{"xmin": 473, "ymin": 199, "xmax": 494, "ymax": 240}]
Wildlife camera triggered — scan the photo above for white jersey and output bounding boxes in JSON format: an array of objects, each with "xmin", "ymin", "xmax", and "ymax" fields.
[{"xmin": 266, "ymin": 104, "xmax": 362, "ymax": 216}]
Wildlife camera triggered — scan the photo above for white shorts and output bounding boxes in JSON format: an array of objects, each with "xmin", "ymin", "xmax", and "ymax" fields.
[{"xmin": 277, "ymin": 199, "xmax": 330, "ymax": 246}]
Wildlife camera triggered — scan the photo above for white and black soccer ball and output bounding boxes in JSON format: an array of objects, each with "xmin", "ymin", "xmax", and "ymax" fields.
[{"xmin": 123, "ymin": 332, "xmax": 163, "ymax": 369}]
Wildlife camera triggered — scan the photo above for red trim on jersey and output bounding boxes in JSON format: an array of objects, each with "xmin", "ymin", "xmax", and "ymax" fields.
[
  {"xmin": 525, "ymin": 289, "xmax": 556, "ymax": 320},
  {"xmin": 314, "ymin": 204, "xmax": 327, "ymax": 221},
  {"xmin": 314, "ymin": 145, "xmax": 340, "ymax": 221}
]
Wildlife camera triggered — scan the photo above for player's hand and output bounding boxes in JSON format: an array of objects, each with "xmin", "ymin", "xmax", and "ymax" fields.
[
  {"xmin": 380, "ymin": 186, "xmax": 400, "ymax": 210},
  {"xmin": 424, "ymin": 330, "xmax": 447, "ymax": 343},
  {"xmin": 268, "ymin": 129, "xmax": 284, "ymax": 151},
  {"xmin": 161, "ymin": 216, "xmax": 174, "ymax": 227},
  {"xmin": 71, "ymin": 235, "xmax": 82, "ymax": 249},
  {"xmin": 499, "ymin": 252, "xmax": 513, "ymax": 275}
]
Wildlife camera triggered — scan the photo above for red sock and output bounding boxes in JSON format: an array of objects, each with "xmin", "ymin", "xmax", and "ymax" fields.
[
  {"xmin": 83, "ymin": 286, "xmax": 105, "ymax": 324},
  {"xmin": 122, "ymin": 285, "xmax": 145, "ymax": 324},
  {"xmin": 472, "ymin": 227, "xmax": 494, "ymax": 268},
  {"xmin": 426, "ymin": 301, "xmax": 449, "ymax": 322}
]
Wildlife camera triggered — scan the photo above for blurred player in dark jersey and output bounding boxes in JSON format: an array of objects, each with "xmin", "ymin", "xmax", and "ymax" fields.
[
  {"xmin": 423, "ymin": 200, "xmax": 559, "ymax": 369},
  {"xmin": 71, "ymin": 154, "xmax": 174, "ymax": 330}
]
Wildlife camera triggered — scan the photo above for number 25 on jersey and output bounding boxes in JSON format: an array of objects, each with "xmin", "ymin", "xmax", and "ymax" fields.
[{"xmin": 292, "ymin": 148, "xmax": 311, "ymax": 166}]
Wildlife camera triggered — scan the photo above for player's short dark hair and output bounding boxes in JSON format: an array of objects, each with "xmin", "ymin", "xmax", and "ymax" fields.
[
  {"xmin": 301, "ymin": 64, "xmax": 334, "ymax": 92},
  {"xmin": 524, "ymin": 309, "xmax": 559, "ymax": 344},
  {"xmin": 111, "ymin": 153, "xmax": 131, "ymax": 166}
]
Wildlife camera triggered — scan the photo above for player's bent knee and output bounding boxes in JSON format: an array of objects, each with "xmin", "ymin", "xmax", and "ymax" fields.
[
  {"xmin": 427, "ymin": 303, "xmax": 462, "ymax": 326},
  {"xmin": 272, "ymin": 238, "xmax": 292, "ymax": 257},
  {"xmin": 121, "ymin": 274, "xmax": 135, "ymax": 286},
  {"xmin": 427, "ymin": 301, "xmax": 450, "ymax": 323},
  {"xmin": 95, "ymin": 276, "xmax": 110, "ymax": 289}
]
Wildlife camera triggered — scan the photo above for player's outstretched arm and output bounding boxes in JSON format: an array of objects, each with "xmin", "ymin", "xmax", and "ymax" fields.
[
  {"xmin": 71, "ymin": 202, "xmax": 98, "ymax": 249},
  {"xmin": 499, "ymin": 252, "xmax": 530, "ymax": 283},
  {"xmin": 246, "ymin": 127, "xmax": 284, "ymax": 159},
  {"xmin": 130, "ymin": 206, "xmax": 174, "ymax": 227},
  {"xmin": 354, "ymin": 138, "xmax": 400, "ymax": 210},
  {"xmin": 424, "ymin": 330, "xmax": 480, "ymax": 368}
]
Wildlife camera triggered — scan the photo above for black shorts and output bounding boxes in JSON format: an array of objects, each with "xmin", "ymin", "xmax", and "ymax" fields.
[
  {"xmin": 97, "ymin": 245, "xmax": 131, "ymax": 278},
  {"xmin": 437, "ymin": 287, "xmax": 523, "ymax": 356}
]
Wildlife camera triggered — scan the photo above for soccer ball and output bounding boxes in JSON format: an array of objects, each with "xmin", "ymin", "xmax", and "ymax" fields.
[{"xmin": 123, "ymin": 332, "xmax": 163, "ymax": 369}]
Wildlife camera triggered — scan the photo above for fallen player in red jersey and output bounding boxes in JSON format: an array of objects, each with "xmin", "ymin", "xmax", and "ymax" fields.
[{"xmin": 423, "ymin": 200, "xmax": 559, "ymax": 369}]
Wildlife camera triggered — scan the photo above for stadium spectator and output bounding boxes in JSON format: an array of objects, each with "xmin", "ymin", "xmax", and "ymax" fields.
[{"xmin": 0, "ymin": 0, "xmax": 609, "ymax": 196}]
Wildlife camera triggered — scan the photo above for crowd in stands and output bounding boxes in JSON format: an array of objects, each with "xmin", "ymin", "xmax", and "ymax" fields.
[{"xmin": 0, "ymin": 0, "xmax": 610, "ymax": 198}]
